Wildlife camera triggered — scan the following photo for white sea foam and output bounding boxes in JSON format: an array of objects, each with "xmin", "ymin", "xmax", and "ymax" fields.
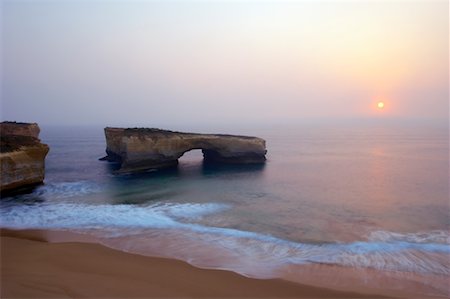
[
  {"xmin": 180, "ymin": 230, "xmax": 450, "ymax": 275},
  {"xmin": 368, "ymin": 230, "xmax": 450, "ymax": 245},
  {"xmin": 157, "ymin": 202, "xmax": 230, "ymax": 220},
  {"xmin": 0, "ymin": 202, "xmax": 449, "ymax": 275},
  {"xmin": 33, "ymin": 181, "xmax": 102, "ymax": 199},
  {"xmin": 0, "ymin": 202, "xmax": 228, "ymax": 229}
]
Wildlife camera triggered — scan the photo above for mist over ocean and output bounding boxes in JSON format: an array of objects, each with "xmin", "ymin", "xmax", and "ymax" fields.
[
  {"xmin": 1, "ymin": 123, "xmax": 448, "ymax": 297},
  {"xmin": 1, "ymin": 0, "xmax": 449, "ymax": 297}
]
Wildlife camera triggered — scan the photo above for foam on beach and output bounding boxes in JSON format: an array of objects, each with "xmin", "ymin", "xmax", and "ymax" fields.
[{"xmin": 1, "ymin": 201, "xmax": 449, "ymax": 279}]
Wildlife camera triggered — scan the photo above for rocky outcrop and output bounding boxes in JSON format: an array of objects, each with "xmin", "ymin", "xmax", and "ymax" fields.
[
  {"xmin": 0, "ymin": 122, "xmax": 49, "ymax": 194},
  {"xmin": 0, "ymin": 122, "xmax": 40, "ymax": 139},
  {"xmin": 101, "ymin": 128, "xmax": 267, "ymax": 172}
]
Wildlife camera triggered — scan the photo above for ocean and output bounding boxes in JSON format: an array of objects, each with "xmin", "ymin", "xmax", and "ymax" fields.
[{"xmin": 1, "ymin": 123, "xmax": 449, "ymax": 297}]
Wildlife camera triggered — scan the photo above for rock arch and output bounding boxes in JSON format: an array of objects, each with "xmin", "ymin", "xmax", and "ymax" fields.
[{"xmin": 100, "ymin": 128, "xmax": 267, "ymax": 173}]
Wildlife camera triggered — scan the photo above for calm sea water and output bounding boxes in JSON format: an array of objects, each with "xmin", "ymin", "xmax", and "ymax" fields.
[{"xmin": 1, "ymin": 123, "xmax": 449, "ymax": 296}]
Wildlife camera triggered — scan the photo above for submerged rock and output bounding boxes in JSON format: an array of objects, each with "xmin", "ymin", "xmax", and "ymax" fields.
[
  {"xmin": 101, "ymin": 127, "xmax": 267, "ymax": 172},
  {"xmin": 0, "ymin": 122, "xmax": 49, "ymax": 194}
]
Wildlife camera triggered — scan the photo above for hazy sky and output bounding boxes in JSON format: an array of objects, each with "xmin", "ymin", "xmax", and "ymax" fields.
[{"xmin": 1, "ymin": 0, "xmax": 448, "ymax": 126}]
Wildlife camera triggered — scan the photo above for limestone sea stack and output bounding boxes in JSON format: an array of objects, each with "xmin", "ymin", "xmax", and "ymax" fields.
[
  {"xmin": 101, "ymin": 127, "xmax": 267, "ymax": 172},
  {"xmin": 0, "ymin": 122, "xmax": 49, "ymax": 194}
]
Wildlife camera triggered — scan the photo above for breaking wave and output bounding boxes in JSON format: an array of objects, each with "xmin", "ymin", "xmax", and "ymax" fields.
[
  {"xmin": 0, "ymin": 202, "xmax": 448, "ymax": 276},
  {"xmin": 35, "ymin": 181, "xmax": 103, "ymax": 198},
  {"xmin": 368, "ymin": 230, "xmax": 450, "ymax": 245}
]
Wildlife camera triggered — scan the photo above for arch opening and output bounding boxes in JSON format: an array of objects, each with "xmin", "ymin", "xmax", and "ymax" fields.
[{"xmin": 178, "ymin": 148, "xmax": 204, "ymax": 165}]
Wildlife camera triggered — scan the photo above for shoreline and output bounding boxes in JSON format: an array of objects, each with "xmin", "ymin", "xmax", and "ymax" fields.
[{"xmin": 0, "ymin": 228, "xmax": 391, "ymax": 299}]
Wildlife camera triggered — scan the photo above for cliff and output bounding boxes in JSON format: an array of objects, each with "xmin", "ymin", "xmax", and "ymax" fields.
[
  {"xmin": 0, "ymin": 121, "xmax": 40, "ymax": 139},
  {"xmin": 101, "ymin": 128, "xmax": 267, "ymax": 172},
  {"xmin": 0, "ymin": 122, "xmax": 49, "ymax": 194}
]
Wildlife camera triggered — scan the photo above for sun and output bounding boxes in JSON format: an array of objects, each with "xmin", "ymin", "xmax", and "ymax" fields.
[{"xmin": 377, "ymin": 102, "xmax": 385, "ymax": 109}]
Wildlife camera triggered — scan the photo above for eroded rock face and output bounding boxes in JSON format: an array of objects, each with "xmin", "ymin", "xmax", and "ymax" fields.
[
  {"xmin": 0, "ymin": 122, "xmax": 40, "ymax": 139},
  {"xmin": 101, "ymin": 128, "xmax": 267, "ymax": 172},
  {"xmin": 0, "ymin": 122, "xmax": 49, "ymax": 194}
]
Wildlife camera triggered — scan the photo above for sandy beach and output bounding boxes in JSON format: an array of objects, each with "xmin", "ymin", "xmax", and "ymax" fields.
[
  {"xmin": 2, "ymin": 0, "xmax": 448, "ymax": 298},
  {"xmin": 0, "ymin": 229, "xmax": 391, "ymax": 299}
]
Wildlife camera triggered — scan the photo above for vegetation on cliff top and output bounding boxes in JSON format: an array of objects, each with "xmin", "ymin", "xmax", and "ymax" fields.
[
  {"xmin": 1, "ymin": 121, "xmax": 34, "ymax": 125},
  {"xmin": 117, "ymin": 128, "xmax": 257, "ymax": 139}
]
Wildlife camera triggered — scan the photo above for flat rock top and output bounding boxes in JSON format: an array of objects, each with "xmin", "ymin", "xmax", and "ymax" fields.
[
  {"xmin": 0, "ymin": 122, "xmax": 43, "ymax": 153},
  {"xmin": 1, "ymin": 122, "xmax": 40, "ymax": 139},
  {"xmin": 105, "ymin": 127, "xmax": 260, "ymax": 140}
]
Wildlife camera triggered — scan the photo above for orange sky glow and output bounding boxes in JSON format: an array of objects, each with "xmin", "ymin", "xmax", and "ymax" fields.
[{"xmin": 1, "ymin": 1, "xmax": 448, "ymax": 126}]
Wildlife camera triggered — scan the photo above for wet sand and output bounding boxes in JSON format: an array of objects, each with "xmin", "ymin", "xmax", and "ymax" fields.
[{"xmin": 0, "ymin": 229, "xmax": 391, "ymax": 299}]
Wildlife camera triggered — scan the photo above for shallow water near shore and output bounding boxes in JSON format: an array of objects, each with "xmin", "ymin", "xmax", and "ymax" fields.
[{"xmin": 1, "ymin": 123, "xmax": 449, "ymax": 297}]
